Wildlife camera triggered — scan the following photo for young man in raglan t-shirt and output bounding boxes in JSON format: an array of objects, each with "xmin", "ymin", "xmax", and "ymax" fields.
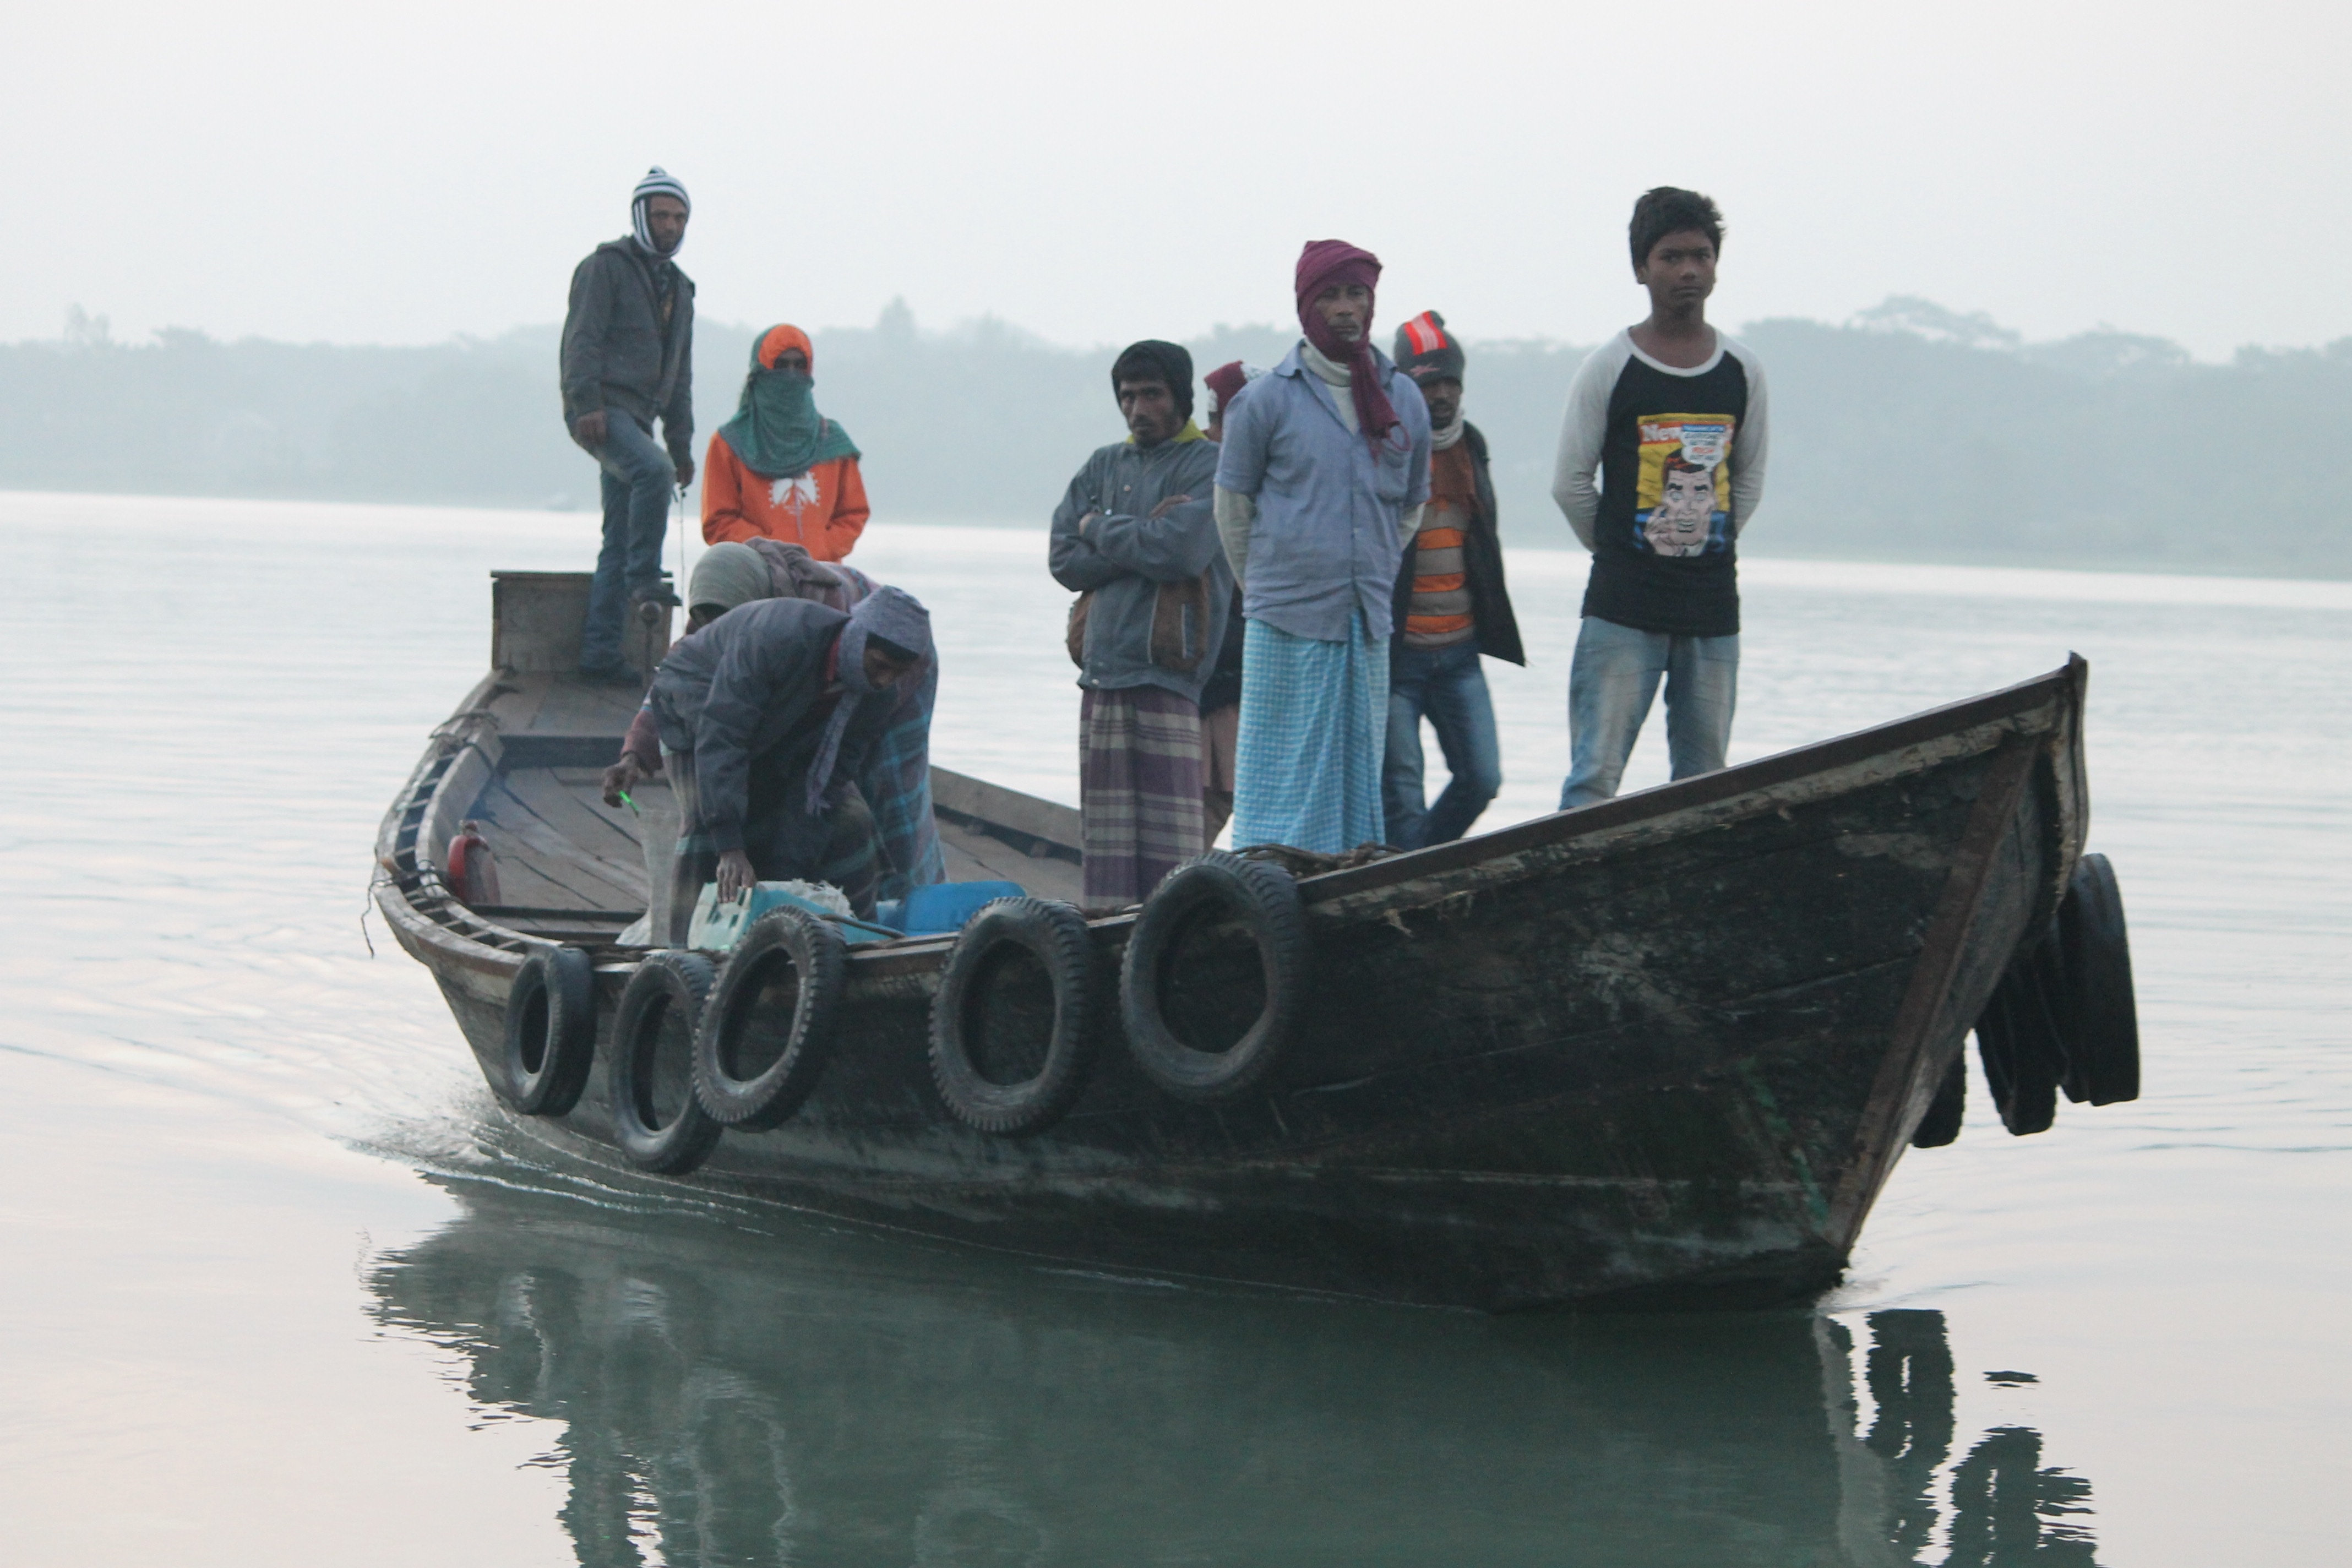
[{"xmin": 1550, "ymin": 187, "xmax": 1770, "ymax": 808}]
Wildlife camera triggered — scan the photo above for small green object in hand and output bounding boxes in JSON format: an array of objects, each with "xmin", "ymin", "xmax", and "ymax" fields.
[{"xmin": 616, "ymin": 790, "xmax": 641, "ymax": 816}]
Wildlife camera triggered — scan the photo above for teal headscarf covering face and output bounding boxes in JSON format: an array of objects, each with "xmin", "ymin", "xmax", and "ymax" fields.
[{"xmin": 716, "ymin": 324, "xmax": 861, "ymax": 480}]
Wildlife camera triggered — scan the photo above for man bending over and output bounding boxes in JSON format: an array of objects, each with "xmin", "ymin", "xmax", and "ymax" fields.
[{"xmin": 641, "ymin": 586, "xmax": 934, "ymax": 928}]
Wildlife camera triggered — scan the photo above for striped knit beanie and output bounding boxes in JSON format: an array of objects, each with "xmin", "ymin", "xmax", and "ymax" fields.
[
  {"xmin": 1393, "ymin": 311, "xmax": 1464, "ymax": 382},
  {"xmin": 630, "ymin": 167, "xmax": 691, "ymax": 255}
]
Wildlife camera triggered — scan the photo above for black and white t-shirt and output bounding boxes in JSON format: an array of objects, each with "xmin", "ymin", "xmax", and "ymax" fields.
[{"xmin": 1550, "ymin": 329, "xmax": 1770, "ymax": 638}]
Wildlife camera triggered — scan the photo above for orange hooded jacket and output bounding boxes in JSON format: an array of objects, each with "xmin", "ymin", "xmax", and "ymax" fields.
[{"xmin": 700, "ymin": 325, "xmax": 871, "ymax": 561}]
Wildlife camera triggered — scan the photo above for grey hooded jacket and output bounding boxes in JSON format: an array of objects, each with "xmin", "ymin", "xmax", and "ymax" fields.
[
  {"xmin": 559, "ymin": 237, "xmax": 695, "ymax": 449},
  {"xmin": 647, "ymin": 597, "xmax": 932, "ymax": 858},
  {"xmin": 1047, "ymin": 434, "xmax": 1231, "ymax": 705}
]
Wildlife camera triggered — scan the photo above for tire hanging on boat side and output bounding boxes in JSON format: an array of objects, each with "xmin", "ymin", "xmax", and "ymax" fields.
[
  {"xmin": 928, "ymin": 897, "xmax": 1100, "ymax": 1136},
  {"xmin": 1120, "ymin": 851, "xmax": 1308, "ymax": 1103},
  {"xmin": 610, "ymin": 950, "xmax": 725, "ymax": 1174},
  {"xmin": 1911, "ymin": 1048, "xmax": 1967, "ymax": 1147},
  {"xmin": 694, "ymin": 907, "xmax": 848, "ymax": 1130},
  {"xmin": 501, "ymin": 945, "xmax": 597, "ymax": 1116},
  {"xmin": 1974, "ymin": 930, "xmax": 2064, "ymax": 1136},
  {"xmin": 2055, "ymin": 852, "xmax": 2140, "ymax": 1106}
]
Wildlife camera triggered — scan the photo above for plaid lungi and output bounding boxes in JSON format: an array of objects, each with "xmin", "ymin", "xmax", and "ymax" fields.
[
  {"xmin": 1230, "ymin": 610, "xmax": 1389, "ymax": 854},
  {"xmin": 1080, "ymin": 685, "xmax": 1205, "ymax": 909}
]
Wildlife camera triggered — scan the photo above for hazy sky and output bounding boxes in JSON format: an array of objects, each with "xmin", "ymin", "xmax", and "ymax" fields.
[{"xmin": 8, "ymin": 0, "xmax": 2346, "ymax": 358}]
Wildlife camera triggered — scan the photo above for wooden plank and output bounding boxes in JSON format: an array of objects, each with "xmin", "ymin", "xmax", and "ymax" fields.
[
  {"xmin": 474, "ymin": 905, "xmax": 640, "ymax": 921},
  {"xmin": 527, "ymin": 679, "xmax": 643, "ymax": 736},
  {"xmin": 937, "ymin": 816, "xmax": 1084, "ymax": 903},
  {"xmin": 459, "ymin": 790, "xmax": 646, "ymax": 908},
  {"xmin": 931, "ymin": 765, "xmax": 1081, "ymax": 854},
  {"xmin": 480, "ymin": 854, "xmax": 636, "ymax": 914},
  {"xmin": 495, "ymin": 767, "xmax": 645, "ymax": 867}
]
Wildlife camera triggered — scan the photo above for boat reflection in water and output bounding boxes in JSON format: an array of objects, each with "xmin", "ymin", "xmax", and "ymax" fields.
[{"xmin": 368, "ymin": 1172, "xmax": 2099, "ymax": 1566}]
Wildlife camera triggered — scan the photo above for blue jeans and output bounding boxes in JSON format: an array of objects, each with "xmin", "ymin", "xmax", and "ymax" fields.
[
  {"xmin": 581, "ymin": 413, "xmax": 677, "ymax": 672},
  {"xmin": 1559, "ymin": 616, "xmax": 1739, "ymax": 809},
  {"xmin": 1384, "ymin": 641, "xmax": 1502, "ymax": 850}
]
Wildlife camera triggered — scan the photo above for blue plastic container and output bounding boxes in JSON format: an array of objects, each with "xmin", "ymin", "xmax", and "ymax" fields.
[{"xmin": 875, "ymin": 880, "xmax": 1027, "ymax": 937}]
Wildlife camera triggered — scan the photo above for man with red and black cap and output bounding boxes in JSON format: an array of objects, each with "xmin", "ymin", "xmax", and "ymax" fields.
[
  {"xmin": 1382, "ymin": 311, "xmax": 1526, "ymax": 848},
  {"xmin": 1213, "ymin": 243, "xmax": 1430, "ymax": 853}
]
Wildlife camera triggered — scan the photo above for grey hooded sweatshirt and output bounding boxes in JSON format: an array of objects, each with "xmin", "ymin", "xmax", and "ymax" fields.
[{"xmin": 559, "ymin": 237, "xmax": 695, "ymax": 451}]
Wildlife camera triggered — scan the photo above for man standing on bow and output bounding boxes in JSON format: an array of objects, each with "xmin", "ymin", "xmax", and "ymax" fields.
[
  {"xmin": 1551, "ymin": 187, "xmax": 1770, "ymax": 807},
  {"xmin": 1214, "ymin": 242, "xmax": 1430, "ymax": 854},
  {"xmin": 1382, "ymin": 311, "xmax": 1525, "ymax": 849},
  {"xmin": 560, "ymin": 166, "xmax": 698, "ymax": 683},
  {"xmin": 1049, "ymin": 340, "xmax": 1229, "ymax": 911}
]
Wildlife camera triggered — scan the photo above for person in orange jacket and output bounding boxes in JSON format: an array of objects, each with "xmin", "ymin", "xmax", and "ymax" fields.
[{"xmin": 701, "ymin": 323, "xmax": 871, "ymax": 560}]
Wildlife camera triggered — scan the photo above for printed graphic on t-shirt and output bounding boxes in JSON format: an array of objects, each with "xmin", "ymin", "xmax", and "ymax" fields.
[{"xmin": 1634, "ymin": 413, "xmax": 1735, "ymax": 557}]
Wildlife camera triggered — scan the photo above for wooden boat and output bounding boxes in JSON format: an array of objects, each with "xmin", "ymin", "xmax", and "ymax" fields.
[{"xmin": 375, "ymin": 572, "xmax": 2136, "ymax": 1312}]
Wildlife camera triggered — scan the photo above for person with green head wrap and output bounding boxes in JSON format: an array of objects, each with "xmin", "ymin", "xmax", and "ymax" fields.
[{"xmin": 701, "ymin": 323, "xmax": 872, "ymax": 562}]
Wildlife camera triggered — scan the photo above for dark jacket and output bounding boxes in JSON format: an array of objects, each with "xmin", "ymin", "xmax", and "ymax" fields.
[
  {"xmin": 1389, "ymin": 421, "xmax": 1525, "ymax": 666},
  {"xmin": 1048, "ymin": 433, "xmax": 1233, "ymax": 704},
  {"xmin": 559, "ymin": 237, "xmax": 696, "ymax": 453},
  {"xmin": 649, "ymin": 598, "xmax": 922, "ymax": 857}
]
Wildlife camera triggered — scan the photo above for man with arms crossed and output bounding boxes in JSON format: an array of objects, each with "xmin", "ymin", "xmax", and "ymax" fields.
[
  {"xmin": 1049, "ymin": 341, "xmax": 1229, "ymax": 911},
  {"xmin": 560, "ymin": 166, "xmax": 698, "ymax": 683},
  {"xmin": 1551, "ymin": 187, "xmax": 1770, "ymax": 807}
]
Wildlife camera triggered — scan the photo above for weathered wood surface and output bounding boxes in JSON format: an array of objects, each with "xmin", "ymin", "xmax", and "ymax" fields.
[{"xmin": 380, "ymin": 646, "xmax": 2090, "ymax": 1309}]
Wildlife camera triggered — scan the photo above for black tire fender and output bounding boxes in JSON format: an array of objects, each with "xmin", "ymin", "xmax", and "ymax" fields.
[
  {"xmin": 1120, "ymin": 851, "xmax": 1308, "ymax": 1103},
  {"xmin": 694, "ymin": 907, "xmax": 848, "ymax": 1130},
  {"xmin": 1911, "ymin": 1047, "xmax": 1967, "ymax": 1147},
  {"xmin": 502, "ymin": 945, "xmax": 597, "ymax": 1116},
  {"xmin": 2057, "ymin": 852, "xmax": 2140, "ymax": 1106},
  {"xmin": 609, "ymin": 950, "xmax": 724, "ymax": 1174},
  {"xmin": 928, "ymin": 897, "xmax": 1100, "ymax": 1136},
  {"xmin": 1974, "ymin": 927, "xmax": 2065, "ymax": 1136}
]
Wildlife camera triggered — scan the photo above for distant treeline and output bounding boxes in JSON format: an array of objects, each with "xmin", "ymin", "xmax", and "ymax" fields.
[{"xmin": 6, "ymin": 297, "xmax": 2348, "ymax": 575}]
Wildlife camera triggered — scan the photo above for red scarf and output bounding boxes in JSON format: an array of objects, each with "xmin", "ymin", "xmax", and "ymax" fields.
[{"xmin": 1294, "ymin": 239, "xmax": 1398, "ymax": 452}]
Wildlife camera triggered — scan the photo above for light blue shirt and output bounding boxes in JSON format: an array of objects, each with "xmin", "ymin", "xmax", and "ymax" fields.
[{"xmin": 1214, "ymin": 342, "xmax": 1431, "ymax": 643}]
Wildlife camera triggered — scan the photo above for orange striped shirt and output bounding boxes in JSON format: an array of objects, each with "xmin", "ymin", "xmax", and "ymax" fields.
[{"xmin": 1404, "ymin": 444, "xmax": 1479, "ymax": 646}]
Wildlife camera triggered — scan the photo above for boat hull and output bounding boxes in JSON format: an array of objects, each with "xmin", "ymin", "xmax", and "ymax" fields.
[{"xmin": 383, "ymin": 635, "xmax": 2085, "ymax": 1311}]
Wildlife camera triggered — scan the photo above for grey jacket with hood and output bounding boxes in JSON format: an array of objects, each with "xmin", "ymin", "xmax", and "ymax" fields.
[
  {"xmin": 648, "ymin": 597, "xmax": 928, "ymax": 858},
  {"xmin": 559, "ymin": 237, "xmax": 695, "ymax": 451},
  {"xmin": 1047, "ymin": 434, "xmax": 1231, "ymax": 705}
]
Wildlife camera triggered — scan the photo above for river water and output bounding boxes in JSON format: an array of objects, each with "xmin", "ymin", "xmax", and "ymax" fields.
[{"xmin": 1, "ymin": 491, "xmax": 2344, "ymax": 1566}]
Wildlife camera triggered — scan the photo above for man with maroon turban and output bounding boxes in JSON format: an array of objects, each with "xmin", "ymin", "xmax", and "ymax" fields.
[{"xmin": 1211, "ymin": 241, "xmax": 1430, "ymax": 852}]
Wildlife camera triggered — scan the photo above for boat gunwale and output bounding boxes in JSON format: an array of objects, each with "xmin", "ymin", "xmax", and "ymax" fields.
[
  {"xmin": 1304, "ymin": 655, "xmax": 2085, "ymax": 903},
  {"xmin": 374, "ymin": 657, "xmax": 2087, "ymax": 986}
]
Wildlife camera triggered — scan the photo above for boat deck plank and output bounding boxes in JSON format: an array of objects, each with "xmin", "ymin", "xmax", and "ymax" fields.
[
  {"xmin": 937, "ymin": 815, "xmax": 1084, "ymax": 902},
  {"xmin": 465, "ymin": 770, "xmax": 650, "ymax": 911}
]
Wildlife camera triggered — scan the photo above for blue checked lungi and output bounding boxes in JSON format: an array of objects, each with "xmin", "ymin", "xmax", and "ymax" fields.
[{"xmin": 1230, "ymin": 609, "xmax": 1390, "ymax": 854}]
